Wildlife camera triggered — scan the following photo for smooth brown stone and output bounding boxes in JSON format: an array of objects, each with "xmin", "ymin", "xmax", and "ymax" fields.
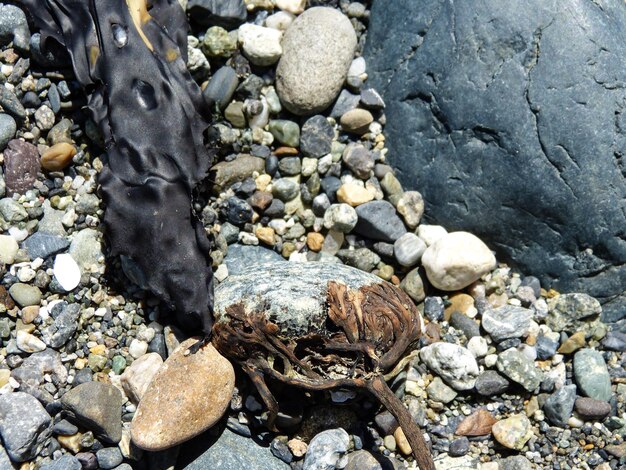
[
  {"xmin": 455, "ymin": 409, "xmax": 497, "ymax": 436},
  {"xmin": 41, "ymin": 142, "xmax": 77, "ymax": 171},
  {"xmin": 574, "ymin": 397, "xmax": 611, "ymax": 421},
  {"xmin": 131, "ymin": 338, "xmax": 235, "ymax": 451},
  {"xmin": 274, "ymin": 146, "xmax": 299, "ymax": 156}
]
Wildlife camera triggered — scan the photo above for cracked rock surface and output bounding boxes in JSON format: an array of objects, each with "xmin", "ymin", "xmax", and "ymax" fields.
[{"xmin": 364, "ymin": 0, "xmax": 626, "ymax": 325}]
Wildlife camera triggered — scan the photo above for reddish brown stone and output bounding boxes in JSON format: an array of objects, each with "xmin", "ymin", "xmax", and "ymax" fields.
[
  {"xmin": 249, "ymin": 190, "xmax": 273, "ymax": 211},
  {"xmin": 131, "ymin": 338, "xmax": 235, "ymax": 451},
  {"xmin": 4, "ymin": 139, "xmax": 40, "ymax": 195},
  {"xmin": 455, "ymin": 409, "xmax": 497, "ymax": 436},
  {"xmin": 0, "ymin": 285, "xmax": 15, "ymax": 310}
]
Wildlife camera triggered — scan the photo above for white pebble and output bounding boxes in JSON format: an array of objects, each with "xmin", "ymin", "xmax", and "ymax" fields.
[
  {"xmin": 275, "ymin": 0, "xmax": 305, "ymax": 14},
  {"xmin": 0, "ymin": 235, "xmax": 18, "ymax": 264},
  {"xmin": 467, "ymin": 336, "xmax": 489, "ymax": 358},
  {"xmin": 16, "ymin": 330, "xmax": 47, "ymax": 353},
  {"xmin": 214, "ymin": 264, "xmax": 229, "ymax": 282},
  {"xmin": 417, "ymin": 224, "xmax": 448, "ymax": 246},
  {"xmin": 484, "ymin": 354, "xmax": 498, "ymax": 368},
  {"xmin": 129, "ymin": 339, "xmax": 148, "ymax": 359},
  {"xmin": 238, "ymin": 24, "xmax": 283, "ymax": 66},
  {"xmin": 53, "ymin": 253, "xmax": 81, "ymax": 291},
  {"xmin": 265, "ymin": 11, "xmax": 295, "ymax": 30},
  {"xmin": 8, "ymin": 227, "xmax": 28, "ymax": 242}
]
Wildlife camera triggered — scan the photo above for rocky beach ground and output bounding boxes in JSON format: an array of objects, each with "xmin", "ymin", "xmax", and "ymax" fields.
[{"xmin": 0, "ymin": 1, "xmax": 624, "ymax": 469}]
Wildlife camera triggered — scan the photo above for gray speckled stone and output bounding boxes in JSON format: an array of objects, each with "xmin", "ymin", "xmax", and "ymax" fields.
[
  {"xmin": 215, "ymin": 261, "xmax": 388, "ymax": 336},
  {"xmin": 481, "ymin": 305, "xmax": 533, "ymax": 342},
  {"xmin": 22, "ymin": 232, "xmax": 70, "ymax": 260},
  {"xmin": 0, "ymin": 4, "xmax": 30, "ymax": 52},
  {"xmin": 276, "ymin": 7, "xmax": 357, "ymax": 115},
  {"xmin": 181, "ymin": 428, "xmax": 289, "ymax": 470},
  {"xmin": 496, "ymin": 348, "xmax": 543, "ymax": 392},
  {"xmin": 543, "ymin": 384, "xmax": 577, "ymax": 426},
  {"xmin": 39, "ymin": 455, "xmax": 82, "ymax": 470},
  {"xmin": 303, "ymin": 428, "xmax": 350, "ymax": 470},
  {"xmin": 420, "ymin": 343, "xmax": 479, "ymax": 391},
  {"xmin": 0, "ymin": 392, "xmax": 51, "ymax": 462},
  {"xmin": 224, "ymin": 244, "xmax": 284, "ymax": 276},
  {"xmin": 354, "ymin": 201, "xmax": 407, "ymax": 243},
  {"xmin": 0, "ymin": 114, "xmax": 16, "ymax": 151},
  {"xmin": 61, "ymin": 382, "xmax": 124, "ymax": 444},
  {"xmin": 573, "ymin": 349, "xmax": 612, "ymax": 402}
]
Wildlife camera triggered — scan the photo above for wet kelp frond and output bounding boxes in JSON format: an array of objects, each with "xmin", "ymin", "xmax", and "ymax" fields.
[{"xmin": 19, "ymin": 0, "xmax": 215, "ymax": 335}]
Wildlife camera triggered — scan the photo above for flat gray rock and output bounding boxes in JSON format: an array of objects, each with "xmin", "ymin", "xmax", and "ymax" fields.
[
  {"xmin": 223, "ymin": 244, "xmax": 284, "ymax": 276},
  {"xmin": 0, "ymin": 392, "xmax": 51, "ymax": 462},
  {"xmin": 180, "ymin": 428, "xmax": 289, "ymax": 470},
  {"xmin": 365, "ymin": 0, "xmax": 626, "ymax": 324},
  {"xmin": 215, "ymin": 261, "xmax": 385, "ymax": 336}
]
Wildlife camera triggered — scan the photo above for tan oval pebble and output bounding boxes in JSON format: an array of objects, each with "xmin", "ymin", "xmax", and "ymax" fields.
[
  {"xmin": 340, "ymin": 109, "xmax": 374, "ymax": 134},
  {"xmin": 41, "ymin": 143, "xmax": 77, "ymax": 171},
  {"xmin": 131, "ymin": 338, "xmax": 235, "ymax": 451}
]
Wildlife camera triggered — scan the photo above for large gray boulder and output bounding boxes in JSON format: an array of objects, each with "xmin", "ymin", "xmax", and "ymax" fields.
[{"xmin": 364, "ymin": 0, "xmax": 626, "ymax": 324}]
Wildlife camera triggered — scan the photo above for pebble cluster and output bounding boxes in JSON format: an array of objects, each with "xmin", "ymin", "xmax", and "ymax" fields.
[{"xmin": 0, "ymin": 1, "xmax": 624, "ymax": 469}]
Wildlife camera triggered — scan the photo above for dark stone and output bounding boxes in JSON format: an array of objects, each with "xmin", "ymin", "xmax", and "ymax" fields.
[
  {"xmin": 330, "ymin": 90, "xmax": 360, "ymax": 119},
  {"xmin": 320, "ymin": 176, "xmax": 341, "ymax": 202},
  {"xmin": 60, "ymin": 382, "xmax": 124, "ymax": 444},
  {"xmin": 39, "ymin": 455, "xmax": 82, "ymax": 470},
  {"xmin": 475, "ymin": 370, "xmax": 509, "ymax": 396},
  {"xmin": 148, "ymin": 333, "xmax": 167, "ymax": 359},
  {"xmin": 535, "ymin": 334, "xmax": 559, "ymax": 360},
  {"xmin": 265, "ymin": 154, "xmax": 279, "ymax": 176},
  {"xmin": 76, "ymin": 452, "xmax": 98, "ymax": 470},
  {"xmin": 354, "ymin": 201, "xmax": 407, "ymax": 242},
  {"xmin": 0, "ymin": 392, "xmax": 52, "ymax": 462},
  {"xmin": 543, "ymin": 384, "xmax": 576, "ymax": 426},
  {"xmin": 4, "ymin": 139, "xmax": 40, "ymax": 196},
  {"xmin": 424, "ymin": 296, "xmax": 445, "ymax": 322},
  {"xmin": 48, "ymin": 84, "xmax": 61, "ymax": 114},
  {"xmin": 226, "ymin": 197, "xmax": 253, "ymax": 226},
  {"xmin": 360, "ymin": 88, "xmax": 385, "ymax": 110},
  {"xmin": 178, "ymin": 428, "xmax": 290, "ymax": 469},
  {"xmin": 448, "ymin": 436, "xmax": 470, "ymax": 457},
  {"xmin": 343, "ymin": 143, "xmax": 374, "ymax": 179},
  {"xmin": 0, "ymin": 85, "xmax": 26, "ymax": 119},
  {"xmin": 187, "ymin": 0, "xmax": 247, "ymax": 27},
  {"xmin": 270, "ymin": 438, "xmax": 293, "ymax": 464},
  {"xmin": 236, "ymin": 75, "xmax": 264, "ymax": 101},
  {"xmin": 365, "ymin": 0, "xmax": 626, "ymax": 323},
  {"xmin": 224, "ymin": 244, "xmax": 284, "ymax": 276},
  {"xmin": 0, "ymin": 4, "xmax": 30, "ymax": 53},
  {"xmin": 520, "ymin": 276, "xmax": 542, "ymax": 298},
  {"xmin": 264, "ymin": 198, "xmax": 285, "ymax": 218},
  {"xmin": 602, "ymin": 331, "xmax": 626, "ymax": 351},
  {"xmin": 278, "ymin": 157, "xmax": 301, "ymax": 176},
  {"xmin": 22, "ymin": 91, "xmax": 41, "ymax": 108},
  {"xmin": 204, "ymin": 66, "xmax": 239, "ymax": 110},
  {"xmin": 52, "ymin": 418, "xmax": 78, "ymax": 436},
  {"xmin": 374, "ymin": 411, "xmax": 398, "ymax": 435},
  {"xmin": 300, "ymin": 115, "xmax": 334, "ymax": 158},
  {"xmin": 449, "ymin": 312, "xmax": 480, "ymax": 338},
  {"xmin": 96, "ymin": 447, "xmax": 123, "ymax": 469}
]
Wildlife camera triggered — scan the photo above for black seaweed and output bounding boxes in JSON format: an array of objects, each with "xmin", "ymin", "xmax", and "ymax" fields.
[{"xmin": 19, "ymin": 0, "xmax": 215, "ymax": 335}]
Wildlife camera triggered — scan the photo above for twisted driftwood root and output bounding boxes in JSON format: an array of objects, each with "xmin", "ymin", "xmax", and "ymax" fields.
[{"xmin": 213, "ymin": 280, "xmax": 435, "ymax": 470}]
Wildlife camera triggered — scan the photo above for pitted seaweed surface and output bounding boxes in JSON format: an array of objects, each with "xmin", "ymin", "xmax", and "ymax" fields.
[{"xmin": 19, "ymin": 0, "xmax": 215, "ymax": 335}]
